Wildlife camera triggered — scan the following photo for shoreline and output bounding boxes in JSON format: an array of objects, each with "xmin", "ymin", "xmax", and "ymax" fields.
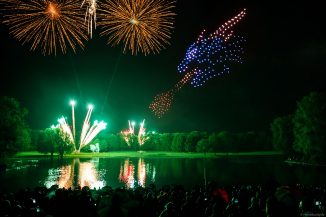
[
  {"xmin": 12, "ymin": 151, "xmax": 283, "ymax": 159},
  {"xmin": 284, "ymin": 159, "xmax": 326, "ymax": 167}
]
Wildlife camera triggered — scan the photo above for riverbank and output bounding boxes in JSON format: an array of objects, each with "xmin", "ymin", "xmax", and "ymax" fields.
[
  {"xmin": 284, "ymin": 159, "xmax": 326, "ymax": 167},
  {"xmin": 13, "ymin": 150, "xmax": 283, "ymax": 159}
]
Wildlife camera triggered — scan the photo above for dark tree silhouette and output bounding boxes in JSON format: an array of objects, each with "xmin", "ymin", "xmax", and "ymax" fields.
[
  {"xmin": 0, "ymin": 96, "xmax": 31, "ymax": 158},
  {"xmin": 293, "ymin": 92, "xmax": 326, "ymax": 163},
  {"xmin": 271, "ymin": 115, "xmax": 294, "ymax": 157}
]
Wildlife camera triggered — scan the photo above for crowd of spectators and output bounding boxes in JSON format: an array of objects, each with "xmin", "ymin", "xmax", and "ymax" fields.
[{"xmin": 0, "ymin": 182, "xmax": 325, "ymax": 217}]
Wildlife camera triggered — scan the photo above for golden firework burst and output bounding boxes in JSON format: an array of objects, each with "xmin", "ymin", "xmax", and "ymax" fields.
[
  {"xmin": 98, "ymin": 0, "xmax": 176, "ymax": 55},
  {"xmin": 2, "ymin": 0, "xmax": 88, "ymax": 55}
]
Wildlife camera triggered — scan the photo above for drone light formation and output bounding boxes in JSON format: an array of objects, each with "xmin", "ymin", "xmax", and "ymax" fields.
[
  {"xmin": 54, "ymin": 101, "xmax": 107, "ymax": 152},
  {"xmin": 97, "ymin": 0, "xmax": 176, "ymax": 55},
  {"xmin": 121, "ymin": 119, "xmax": 149, "ymax": 146},
  {"xmin": 149, "ymin": 69, "xmax": 197, "ymax": 118},
  {"xmin": 149, "ymin": 90, "xmax": 174, "ymax": 119},
  {"xmin": 2, "ymin": 0, "xmax": 88, "ymax": 55},
  {"xmin": 178, "ymin": 8, "xmax": 247, "ymax": 87},
  {"xmin": 149, "ymin": 9, "xmax": 246, "ymax": 117}
]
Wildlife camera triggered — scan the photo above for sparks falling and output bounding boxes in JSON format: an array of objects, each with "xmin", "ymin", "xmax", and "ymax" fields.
[
  {"xmin": 178, "ymin": 8, "xmax": 247, "ymax": 87},
  {"xmin": 53, "ymin": 101, "xmax": 107, "ymax": 152},
  {"xmin": 121, "ymin": 120, "xmax": 135, "ymax": 147},
  {"xmin": 81, "ymin": 0, "xmax": 97, "ymax": 38},
  {"xmin": 138, "ymin": 119, "xmax": 149, "ymax": 145},
  {"xmin": 121, "ymin": 120, "xmax": 149, "ymax": 146},
  {"xmin": 2, "ymin": 0, "xmax": 88, "ymax": 55},
  {"xmin": 97, "ymin": 0, "xmax": 176, "ymax": 55}
]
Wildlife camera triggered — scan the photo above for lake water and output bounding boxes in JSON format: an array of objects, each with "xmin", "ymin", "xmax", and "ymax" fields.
[{"xmin": 1, "ymin": 156, "xmax": 326, "ymax": 192}]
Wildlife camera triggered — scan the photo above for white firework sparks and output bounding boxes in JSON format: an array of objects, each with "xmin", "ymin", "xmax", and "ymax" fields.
[
  {"xmin": 54, "ymin": 101, "xmax": 107, "ymax": 152},
  {"xmin": 121, "ymin": 119, "xmax": 149, "ymax": 146}
]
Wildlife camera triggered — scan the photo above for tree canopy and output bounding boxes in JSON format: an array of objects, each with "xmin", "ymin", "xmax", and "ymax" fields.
[
  {"xmin": 293, "ymin": 92, "xmax": 326, "ymax": 163},
  {"xmin": 270, "ymin": 114, "xmax": 294, "ymax": 157},
  {"xmin": 0, "ymin": 96, "xmax": 31, "ymax": 158}
]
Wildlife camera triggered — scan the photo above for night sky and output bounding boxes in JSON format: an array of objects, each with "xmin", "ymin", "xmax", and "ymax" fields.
[{"xmin": 1, "ymin": 0, "xmax": 325, "ymax": 133}]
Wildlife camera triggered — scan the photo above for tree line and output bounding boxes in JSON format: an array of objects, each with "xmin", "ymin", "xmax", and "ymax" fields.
[
  {"xmin": 270, "ymin": 92, "xmax": 326, "ymax": 164},
  {"xmin": 1, "ymin": 91, "xmax": 325, "ymax": 164},
  {"xmin": 30, "ymin": 129, "xmax": 272, "ymax": 154}
]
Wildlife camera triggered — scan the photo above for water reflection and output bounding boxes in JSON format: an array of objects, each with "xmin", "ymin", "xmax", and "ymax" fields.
[
  {"xmin": 119, "ymin": 158, "xmax": 156, "ymax": 188},
  {"xmin": 6, "ymin": 159, "xmax": 39, "ymax": 171},
  {"xmin": 3, "ymin": 157, "xmax": 326, "ymax": 193},
  {"xmin": 44, "ymin": 158, "xmax": 105, "ymax": 189},
  {"xmin": 119, "ymin": 159, "xmax": 135, "ymax": 188}
]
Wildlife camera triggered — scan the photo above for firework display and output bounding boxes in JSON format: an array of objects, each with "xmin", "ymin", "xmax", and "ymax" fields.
[
  {"xmin": 138, "ymin": 119, "xmax": 149, "ymax": 145},
  {"xmin": 121, "ymin": 119, "xmax": 149, "ymax": 146},
  {"xmin": 178, "ymin": 8, "xmax": 246, "ymax": 87},
  {"xmin": 81, "ymin": 0, "xmax": 97, "ymax": 38},
  {"xmin": 2, "ymin": 0, "xmax": 88, "ymax": 55},
  {"xmin": 97, "ymin": 0, "xmax": 176, "ymax": 55},
  {"xmin": 70, "ymin": 100, "xmax": 76, "ymax": 139},
  {"xmin": 149, "ymin": 69, "xmax": 197, "ymax": 118},
  {"xmin": 53, "ymin": 101, "xmax": 107, "ymax": 152},
  {"xmin": 57, "ymin": 116, "xmax": 75, "ymax": 144},
  {"xmin": 121, "ymin": 120, "xmax": 135, "ymax": 146}
]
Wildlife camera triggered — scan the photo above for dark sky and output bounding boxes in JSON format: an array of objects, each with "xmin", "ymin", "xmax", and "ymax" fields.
[{"xmin": 1, "ymin": 0, "xmax": 325, "ymax": 133}]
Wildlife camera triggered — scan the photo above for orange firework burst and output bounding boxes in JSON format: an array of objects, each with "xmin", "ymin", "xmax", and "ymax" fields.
[
  {"xmin": 2, "ymin": 0, "xmax": 88, "ymax": 55},
  {"xmin": 98, "ymin": 0, "xmax": 176, "ymax": 55}
]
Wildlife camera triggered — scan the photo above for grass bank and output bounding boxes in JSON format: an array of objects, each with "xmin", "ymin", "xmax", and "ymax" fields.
[{"xmin": 14, "ymin": 151, "xmax": 282, "ymax": 159}]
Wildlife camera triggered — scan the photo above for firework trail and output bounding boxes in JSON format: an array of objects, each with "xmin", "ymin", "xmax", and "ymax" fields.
[
  {"xmin": 178, "ymin": 8, "xmax": 247, "ymax": 87},
  {"xmin": 70, "ymin": 100, "xmax": 76, "ymax": 140},
  {"xmin": 2, "ymin": 0, "xmax": 88, "ymax": 55},
  {"xmin": 137, "ymin": 119, "xmax": 149, "ymax": 145},
  {"xmin": 149, "ymin": 69, "xmax": 197, "ymax": 118},
  {"xmin": 54, "ymin": 101, "xmax": 107, "ymax": 152},
  {"xmin": 120, "ymin": 120, "xmax": 135, "ymax": 146},
  {"xmin": 97, "ymin": 0, "xmax": 176, "ymax": 55},
  {"xmin": 58, "ymin": 116, "xmax": 75, "ymax": 144},
  {"xmin": 121, "ymin": 119, "xmax": 149, "ymax": 146}
]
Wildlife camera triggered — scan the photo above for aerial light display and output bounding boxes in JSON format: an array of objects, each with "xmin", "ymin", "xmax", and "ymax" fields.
[
  {"xmin": 53, "ymin": 100, "xmax": 107, "ymax": 152},
  {"xmin": 178, "ymin": 8, "xmax": 247, "ymax": 87},
  {"xmin": 121, "ymin": 119, "xmax": 149, "ymax": 146},
  {"xmin": 97, "ymin": 0, "xmax": 176, "ymax": 55},
  {"xmin": 149, "ymin": 8, "xmax": 247, "ymax": 117},
  {"xmin": 149, "ymin": 69, "xmax": 197, "ymax": 118},
  {"xmin": 2, "ymin": 0, "xmax": 88, "ymax": 55}
]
